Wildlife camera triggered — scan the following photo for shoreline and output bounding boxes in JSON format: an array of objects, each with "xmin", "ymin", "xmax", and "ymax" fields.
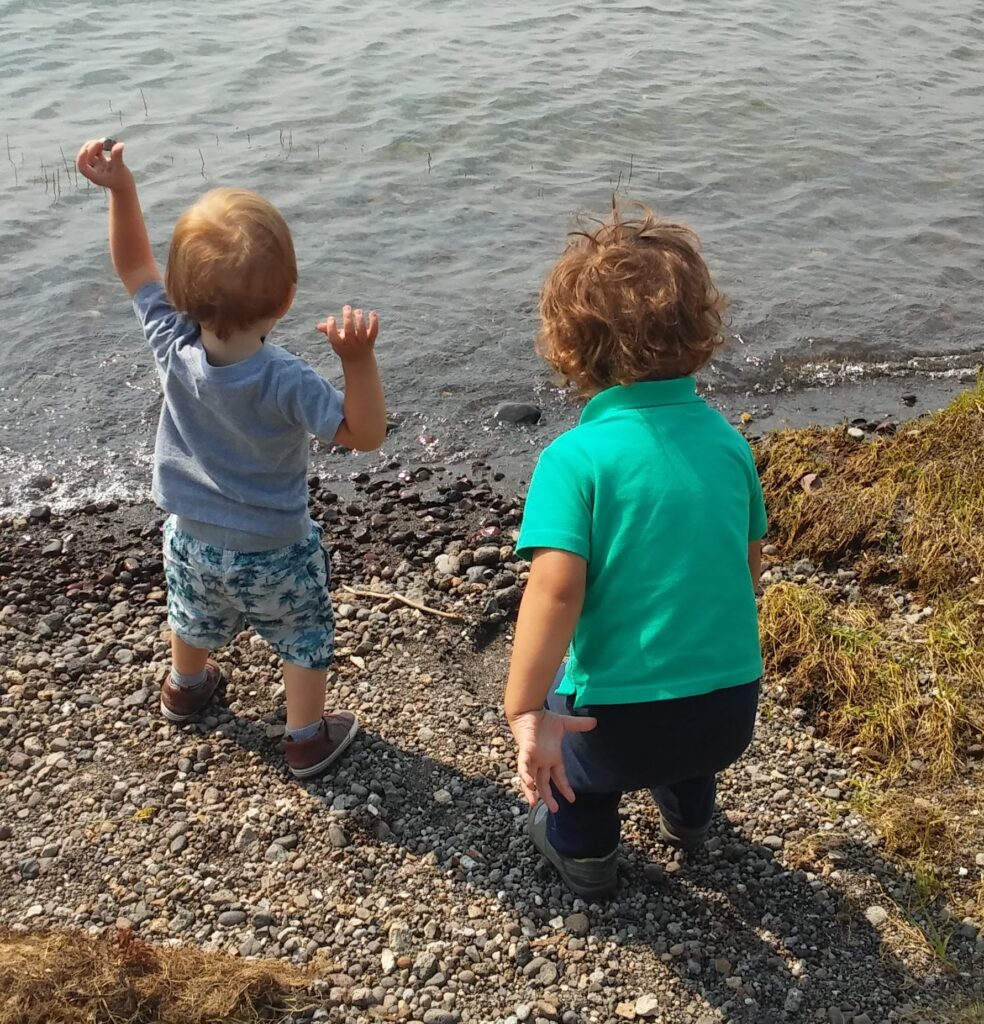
[
  {"xmin": 2, "ymin": 365, "xmax": 978, "ymax": 519},
  {"xmin": 1, "ymin": 399, "xmax": 983, "ymax": 1023}
]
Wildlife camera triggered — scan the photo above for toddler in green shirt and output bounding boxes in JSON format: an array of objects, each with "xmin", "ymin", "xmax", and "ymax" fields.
[{"xmin": 505, "ymin": 205, "xmax": 766, "ymax": 899}]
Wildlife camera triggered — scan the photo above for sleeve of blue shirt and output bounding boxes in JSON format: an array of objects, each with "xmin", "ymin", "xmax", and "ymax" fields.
[
  {"xmin": 744, "ymin": 443, "xmax": 768, "ymax": 541},
  {"xmin": 281, "ymin": 361, "xmax": 346, "ymax": 444},
  {"xmin": 516, "ymin": 439, "xmax": 592, "ymax": 561},
  {"xmin": 132, "ymin": 280, "xmax": 197, "ymax": 366}
]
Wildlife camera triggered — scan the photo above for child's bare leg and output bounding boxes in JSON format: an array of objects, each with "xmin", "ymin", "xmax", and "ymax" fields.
[
  {"xmin": 283, "ymin": 662, "xmax": 328, "ymax": 733},
  {"xmin": 160, "ymin": 632, "xmax": 222, "ymax": 722},
  {"xmin": 170, "ymin": 632, "xmax": 211, "ymax": 681}
]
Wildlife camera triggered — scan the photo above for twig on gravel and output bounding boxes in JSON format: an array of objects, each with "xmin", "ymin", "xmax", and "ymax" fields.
[{"xmin": 340, "ymin": 585, "xmax": 466, "ymax": 621}]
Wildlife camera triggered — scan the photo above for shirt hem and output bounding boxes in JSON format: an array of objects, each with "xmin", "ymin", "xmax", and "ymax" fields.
[{"xmin": 564, "ymin": 665, "xmax": 764, "ymax": 708}]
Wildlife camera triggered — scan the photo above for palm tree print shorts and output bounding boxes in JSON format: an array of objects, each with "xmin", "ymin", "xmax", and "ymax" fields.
[{"xmin": 162, "ymin": 518, "xmax": 335, "ymax": 669}]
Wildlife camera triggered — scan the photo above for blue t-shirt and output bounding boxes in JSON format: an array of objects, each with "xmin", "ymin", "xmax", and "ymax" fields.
[{"xmin": 134, "ymin": 281, "xmax": 344, "ymax": 541}]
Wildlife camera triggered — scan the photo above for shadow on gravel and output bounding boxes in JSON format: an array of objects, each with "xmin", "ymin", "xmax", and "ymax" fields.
[{"xmin": 220, "ymin": 719, "xmax": 953, "ymax": 1023}]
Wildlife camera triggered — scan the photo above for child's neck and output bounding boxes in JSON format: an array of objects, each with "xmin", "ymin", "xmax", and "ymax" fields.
[{"xmin": 200, "ymin": 320, "xmax": 276, "ymax": 367}]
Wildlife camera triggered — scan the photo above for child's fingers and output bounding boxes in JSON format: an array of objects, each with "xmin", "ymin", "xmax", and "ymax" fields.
[
  {"xmin": 536, "ymin": 766, "xmax": 558, "ymax": 813},
  {"xmin": 342, "ymin": 305, "xmax": 354, "ymax": 339},
  {"xmin": 315, "ymin": 320, "xmax": 328, "ymax": 335},
  {"xmin": 366, "ymin": 311, "xmax": 379, "ymax": 344},
  {"xmin": 76, "ymin": 140, "xmax": 101, "ymax": 172},
  {"xmin": 551, "ymin": 763, "xmax": 576, "ymax": 805},
  {"xmin": 325, "ymin": 317, "xmax": 343, "ymax": 346},
  {"xmin": 353, "ymin": 308, "xmax": 366, "ymax": 339},
  {"xmin": 110, "ymin": 141, "xmax": 126, "ymax": 165}
]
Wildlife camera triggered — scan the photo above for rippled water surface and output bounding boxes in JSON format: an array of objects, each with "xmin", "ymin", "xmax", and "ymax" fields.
[{"xmin": 1, "ymin": 0, "xmax": 982, "ymax": 504}]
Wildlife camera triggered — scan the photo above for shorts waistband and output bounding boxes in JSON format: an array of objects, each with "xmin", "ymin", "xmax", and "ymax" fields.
[{"xmin": 171, "ymin": 515, "xmax": 312, "ymax": 553}]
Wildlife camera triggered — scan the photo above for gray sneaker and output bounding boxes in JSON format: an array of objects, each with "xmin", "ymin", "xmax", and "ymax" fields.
[
  {"xmin": 659, "ymin": 816, "xmax": 710, "ymax": 852},
  {"xmin": 527, "ymin": 801, "xmax": 618, "ymax": 900}
]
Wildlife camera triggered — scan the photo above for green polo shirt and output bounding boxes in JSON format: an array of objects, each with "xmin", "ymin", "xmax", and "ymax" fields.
[{"xmin": 517, "ymin": 377, "xmax": 766, "ymax": 707}]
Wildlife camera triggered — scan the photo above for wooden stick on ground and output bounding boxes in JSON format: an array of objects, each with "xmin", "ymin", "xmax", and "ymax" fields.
[{"xmin": 340, "ymin": 585, "xmax": 466, "ymax": 622}]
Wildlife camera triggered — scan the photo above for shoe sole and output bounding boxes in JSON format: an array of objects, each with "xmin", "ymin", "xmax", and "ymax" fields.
[
  {"xmin": 288, "ymin": 717, "xmax": 360, "ymax": 779},
  {"xmin": 160, "ymin": 699, "xmax": 201, "ymax": 723},
  {"xmin": 659, "ymin": 819, "xmax": 709, "ymax": 852},
  {"xmin": 528, "ymin": 808, "xmax": 618, "ymax": 901}
]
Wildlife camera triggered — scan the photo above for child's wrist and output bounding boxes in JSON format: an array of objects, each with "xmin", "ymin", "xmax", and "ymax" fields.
[
  {"xmin": 109, "ymin": 172, "xmax": 137, "ymax": 194},
  {"xmin": 505, "ymin": 704, "xmax": 544, "ymax": 724},
  {"xmin": 339, "ymin": 349, "xmax": 377, "ymax": 367}
]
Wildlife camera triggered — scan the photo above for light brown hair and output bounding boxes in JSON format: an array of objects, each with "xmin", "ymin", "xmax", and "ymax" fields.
[
  {"xmin": 165, "ymin": 188, "xmax": 297, "ymax": 340},
  {"xmin": 537, "ymin": 203, "xmax": 728, "ymax": 398}
]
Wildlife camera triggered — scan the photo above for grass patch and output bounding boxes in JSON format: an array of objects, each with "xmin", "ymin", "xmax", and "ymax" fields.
[
  {"xmin": 760, "ymin": 583, "xmax": 983, "ymax": 775},
  {"xmin": 756, "ymin": 379, "xmax": 984, "ymax": 596},
  {"xmin": 0, "ymin": 928, "xmax": 309, "ymax": 1024}
]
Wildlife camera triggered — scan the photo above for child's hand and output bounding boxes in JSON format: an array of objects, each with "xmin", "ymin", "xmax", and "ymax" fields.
[
  {"xmin": 509, "ymin": 709, "xmax": 597, "ymax": 813},
  {"xmin": 317, "ymin": 305, "xmax": 379, "ymax": 362},
  {"xmin": 76, "ymin": 139, "xmax": 133, "ymax": 192}
]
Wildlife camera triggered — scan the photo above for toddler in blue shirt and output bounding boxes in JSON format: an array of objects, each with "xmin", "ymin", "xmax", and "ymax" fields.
[{"xmin": 76, "ymin": 138, "xmax": 387, "ymax": 779}]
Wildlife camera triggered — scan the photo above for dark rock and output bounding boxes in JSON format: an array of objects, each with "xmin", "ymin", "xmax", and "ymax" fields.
[
  {"xmin": 494, "ymin": 402, "xmax": 542, "ymax": 426},
  {"xmin": 472, "ymin": 545, "xmax": 501, "ymax": 567},
  {"xmin": 218, "ymin": 910, "xmax": 247, "ymax": 927}
]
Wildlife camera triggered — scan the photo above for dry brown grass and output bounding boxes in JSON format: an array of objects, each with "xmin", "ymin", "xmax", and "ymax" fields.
[
  {"xmin": 0, "ymin": 928, "xmax": 309, "ymax": 1024},
  {"xmin": 760, "ymin": 582, "xmax": 984, "ymax": 776},
  {"xmin": 867, "ymin": 792, "xmax": 956, "ymax": 861},
  {"xmin": 756, "ymin": 379, "xmax": 984, "ymax": 596}
]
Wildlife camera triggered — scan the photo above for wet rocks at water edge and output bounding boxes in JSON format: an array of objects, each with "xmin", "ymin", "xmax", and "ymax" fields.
[{"xmin": 0, "ymin": 460, "xmax": 981, "ymax": 1023}]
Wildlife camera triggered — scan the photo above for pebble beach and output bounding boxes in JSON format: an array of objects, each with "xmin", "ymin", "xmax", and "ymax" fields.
[{"xmin": 1, "ymin": 457, "xmax": 982, "ymax": 1024}]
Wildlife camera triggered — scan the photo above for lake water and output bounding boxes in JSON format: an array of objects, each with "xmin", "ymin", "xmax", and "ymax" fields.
[{"xmin": 1, "ymin": 0, "xmax": 982, "ymax": 508}]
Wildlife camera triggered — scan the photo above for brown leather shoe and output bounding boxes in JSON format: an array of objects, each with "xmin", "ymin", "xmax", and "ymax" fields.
[
  {"xmin": 282, "ymin": 711, "xmax": 359, "ymax": 779},
  {"xmin": 160, "ymin": 660, "xmax": 223, "ymax": 723}
]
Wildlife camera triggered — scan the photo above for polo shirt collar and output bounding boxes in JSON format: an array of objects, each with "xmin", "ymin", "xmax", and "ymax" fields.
[{"xmin": 579, "ymin": 377, "xmax": 701, "ymax": 424}]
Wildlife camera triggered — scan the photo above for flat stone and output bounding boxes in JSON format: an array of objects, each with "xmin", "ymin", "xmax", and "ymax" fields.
[
  {"xmin": 828, "ymin": 1010, "xmax": 846, "ymax": 1024},
  {"xmin": 433, "ymin": 789, "xmax": 453, "ymax": 805},
  {"xmin": 434, "ymin": 554, "xmax": 459, "ymax": 577},
  {"xmin": 8, "ymin": 752, "xmax": 30, "ymax": 771},
  {"xmin": 422, "ymin": 1012, "xmax": 457, "ymax": 1024},
  {"xmin": 122, "ymin": 687, "xmax": 149, "ymax": 707},
  {"xmin": 564, "ymin": 912, "xmax": 589, "ymax": 936},
  {"xmin": 761, "ymin": 835, "xmax": 784, "ymax": 850},
  {"xmin": 328, "ymin": 825, "xmax": 348, "ymax": 849},
  {"xmin": 218, "ymin": 910, "xmax": 247, "ymax": 927},
  {"xmin": 472, "ymin": 545, "xmax": 501, "ymax": 567},
  {"xmin": 422, "ymin": 1011, "xmax": 457, "ymax": 1024},
  {"xmin": 413, "ymin": 951, "xmax": 439, "ymax": 982},
  {"xmin": 388, "ymin": 920, "xmax": 413, "ymax": 953},
  {"xmin": 494, "ymin": 401, "xmax": 541, "ymax": 425},
  {"xmin": 864, "ymin": 905, "xmax": 889, "ymax": 928},
  {"xmin": 635, "ymin": 994, "xmax": 661, "ymax": 1018},
  {"xmin": 264, "ymin": 843, "xmax": 289, "ymax": 863}
]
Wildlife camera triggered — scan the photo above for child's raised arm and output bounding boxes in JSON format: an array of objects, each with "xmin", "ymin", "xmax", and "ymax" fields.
[
  {"xmin": 76, "ymin": 139, "xmax": 161, "ymax": 297},
  {"xmin": 317, "ymin": 306, "xmax": 386, "ymax": 452}
]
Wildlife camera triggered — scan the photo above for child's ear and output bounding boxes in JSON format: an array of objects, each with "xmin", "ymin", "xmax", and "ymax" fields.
[{"xmin": 275, "ymin": 284, "xmax": 297, "ymax": 319}]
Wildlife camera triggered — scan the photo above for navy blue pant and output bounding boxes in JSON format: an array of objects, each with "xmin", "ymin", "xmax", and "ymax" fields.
[{"xmin": 546, "ymin": 677, "xmax": 760, "ymax": 858}]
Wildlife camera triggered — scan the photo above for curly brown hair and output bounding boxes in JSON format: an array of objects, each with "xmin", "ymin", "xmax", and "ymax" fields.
[{"xmin": 537, "ymin": 203, "xmax": 728, "ymax": 398}]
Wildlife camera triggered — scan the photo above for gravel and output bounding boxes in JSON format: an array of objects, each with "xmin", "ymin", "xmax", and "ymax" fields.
[{"xmin": 1, "ymin": 469, "xmax": 981, "ymax": 1023}]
